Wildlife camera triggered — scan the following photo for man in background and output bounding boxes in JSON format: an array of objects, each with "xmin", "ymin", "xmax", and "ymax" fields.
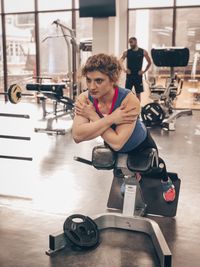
[{"xmin": 120, "ymin": 37, "xmax": 152, "ymax": 101}]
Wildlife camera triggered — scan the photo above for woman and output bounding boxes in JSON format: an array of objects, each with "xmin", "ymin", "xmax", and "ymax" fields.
[{"xmin": 72, "ymin": 53, "xmax": 175, "ymax": 202}]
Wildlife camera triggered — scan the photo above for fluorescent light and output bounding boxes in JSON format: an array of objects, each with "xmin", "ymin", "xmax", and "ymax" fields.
[
  {"xmin": 165, "ymin": 26, "xmax": 173, "ymax": 31},
  {"xmin": 158, "ymin": 32, "xmax": 170, "ymax": 36},
  {"xmin": 152, "ymin": 28, "xmax": 169, "ymax": 32}
]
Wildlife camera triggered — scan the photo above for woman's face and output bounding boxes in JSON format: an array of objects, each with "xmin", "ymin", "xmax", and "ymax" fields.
[{"xmin": 86, "ymin": 71, "xmax": 114, "ymax": 99}]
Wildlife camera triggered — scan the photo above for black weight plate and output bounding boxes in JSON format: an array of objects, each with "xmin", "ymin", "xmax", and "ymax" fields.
[
  {"xmin": 63, "ymin": 214, "xmax": 99, "ymax": 250},
  {"xmin": 141, "ymin": 103, "xmax": 165, "ymax": 126}
]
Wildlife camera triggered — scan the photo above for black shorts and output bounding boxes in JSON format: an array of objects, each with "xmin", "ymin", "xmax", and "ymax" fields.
[
  {"xmin": 125, "ymin": 74, "xmax": 144, "ymax": 94},
  {"xmin": 128, "ymin": 130, "xmax": 168, "ymax": 181}
]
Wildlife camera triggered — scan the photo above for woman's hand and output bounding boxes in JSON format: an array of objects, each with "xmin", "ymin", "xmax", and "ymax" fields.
[
  {"xmin": 75, "ymin": 97, "xmax": 97, "ymax": 121},
  {"xmin": 125, "ymin": 68, "xmax": 131, "ymax": 74},
  {"xmin": 110, "ymin": 105, "xmax": 138, "ymax": 125}
]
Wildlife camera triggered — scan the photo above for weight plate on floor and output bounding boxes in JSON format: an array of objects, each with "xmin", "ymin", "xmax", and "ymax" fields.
[{"xmin": 63, "ymin": 214, "xmax": 100, "ymax": 250}]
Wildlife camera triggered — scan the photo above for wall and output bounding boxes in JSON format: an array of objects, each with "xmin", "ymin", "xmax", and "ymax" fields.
[{"xmin": 92, "ymin": 0, "xmax": 128, "ymax": 57}]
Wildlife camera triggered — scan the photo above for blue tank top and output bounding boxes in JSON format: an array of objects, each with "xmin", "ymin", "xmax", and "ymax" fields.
[{"xmin": 88, "ymin": 87, "xmax": 147, "ymax": 152}]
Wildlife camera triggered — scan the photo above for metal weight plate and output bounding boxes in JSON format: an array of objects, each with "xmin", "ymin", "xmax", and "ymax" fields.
[
  {"xmin": 63, "ymin": 214, "xmax": 99, "ymax": 250},
  {"xmin": 8, "ymin": 84, "xmax": 22, "ymax": 104},
  {"xmin": 141, "ymin": 102, "xmax": 165, "ymax": 126}
]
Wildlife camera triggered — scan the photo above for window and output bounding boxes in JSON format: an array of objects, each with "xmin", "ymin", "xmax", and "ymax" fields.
[
  {"xmin": 15, "ymin": 14, "xmax": 35, "ymax": 27},
  {"xmin": 39, "ymin": 12, "xmax": 72, "ymax": 79},
  {"xmin": 5, "ymin": 14, "xmax": 36, "ymax": 88},
  {"xmin": 38, "ymin": 0, "xmax": 72, "ymax": 11},
  {"xmin": 0, "ymin": 16, "xmax": 3, "ymax": 93},
  {"xmin": 177, "ymin": 0, "xmax": 200, "ymax": 6},
  {"xmin": 75, "ymin": 0, "xmax": 79, "ymax": 9},
  {"xmin": 128, "ymin": 0, "xmax": 173, "ymax": 9},
  {"xmin": 129, "ymin": 9, "xmax": 173, "ymax": 49},
  {"xmin": 129, "ymin": 9, "xmax": 173, "ymax": 78},
  {"xmin": 4, "ymin": 0, "xmax": 34, "ymax": 13},
  {"xmin": 175, "ymin": 8, "xmax": 200, "ymax": 108},
  {"xmin": 75, "ymin": 10, "xmax": 92, "ymax": 84},
  {"xmin": 75, "ymin": 11, "xmax": 92, "ymax": 43},
  {"xmin": 176, "ymin": 8, "xmax": 200, "ymax": 79}
]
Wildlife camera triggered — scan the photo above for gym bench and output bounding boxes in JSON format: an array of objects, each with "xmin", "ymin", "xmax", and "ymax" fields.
[{"xmin": 46, "ymin": 145, "xmax": 181, "ymax": 267}]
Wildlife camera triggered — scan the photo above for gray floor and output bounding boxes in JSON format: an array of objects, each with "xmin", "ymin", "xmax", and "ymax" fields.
[{"xmin": 0, "ymin": 101, "xmax": 200, "ymax": 267}]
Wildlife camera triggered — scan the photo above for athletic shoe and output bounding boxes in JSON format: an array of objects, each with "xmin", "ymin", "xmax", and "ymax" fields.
[
  {"xmin": 120, "ymin": 181, "xmax": 126, "ymax": 196},
  {"xmin": 161, "ymin": 178, "xmax": 176, "ymax": 202},
  {"xmin": 114, "ymin": 168, "xmax": 124, "ymax": 178},
  {"xmin": 120, "ymin": 172, "xmax": 142, "ymax": 196}
]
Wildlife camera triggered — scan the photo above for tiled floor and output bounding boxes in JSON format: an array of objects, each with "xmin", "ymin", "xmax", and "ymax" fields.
[{"xmin": 0, "ymin": 101, "xmax": 200, "ymax": 267}]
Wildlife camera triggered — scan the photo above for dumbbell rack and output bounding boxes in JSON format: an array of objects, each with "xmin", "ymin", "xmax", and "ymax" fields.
[{"xmin": 0, "ymin": 113, "xmax": 32, "ymax": 161}]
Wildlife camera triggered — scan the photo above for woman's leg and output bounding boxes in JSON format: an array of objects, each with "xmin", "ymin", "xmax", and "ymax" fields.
[
  {"xmin": 130, "ymin": 130, "xmax": 168, "ymax": 181},
  {"xmin": 130, "ymin": 130, "xmax": 175, "ymax": 202}
]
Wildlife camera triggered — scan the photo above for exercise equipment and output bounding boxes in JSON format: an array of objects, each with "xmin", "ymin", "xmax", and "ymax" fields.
[
  {"xmin": 151, "ymin": 47, "xmax": 189, "ymax": 67},
  {"xmin": 0, "ymin": 155, "xmax": 32, "ymax": 161},
  {"xmin": 43, "ymin": 19, "xmax": 79, "ymax": 99},
  {"xmin": 141, "ymin": 102, "xmax": 165, "ymax": 126},
  {"xmin": 0, "ymin": 113, "xmax": 30, "ymax": 119},
  {"xmin": 79, "ymin": 39, "xmax": 92, "ymax": 92},
  {"xmin": 0, "ymin": 79, "xmax": 74, "ymax": 134},
  {"xmin": 26, "ymin": 81, "xmax": 74, "ymax": 108},
  {"xmin": 0, "ymin": 112, "xmax": 32, "ymax": 161},
  {"xmin": 142, "ymin": 47, "xmax": 192, "ymax": 130},
  {"xmin": 63, "ymin": 214, "xmax": 99, "ymax": 250},
  {"xmin": 0, "ymin": 135, "xmax": 31, "ymax": 141},
  {"xmin": 26, "ymin": 77, "xmax": 74, "ymax": 135},
  {"xmin": 46, "ymin": 145, "xmax": 181, "ymax": 267},
  {"xmin": 0, "ymin": 84, "xmax": 33, "ymax": 104}
]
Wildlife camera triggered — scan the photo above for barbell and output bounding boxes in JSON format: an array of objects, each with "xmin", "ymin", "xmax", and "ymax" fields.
[{"xmin": 0, "ymin": 84, "xmax": 33, "ymax": 104}]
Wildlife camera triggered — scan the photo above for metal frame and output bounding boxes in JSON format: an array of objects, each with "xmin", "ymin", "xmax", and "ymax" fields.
[
  {"xmin": 34, "ymin": 98, "xmax": 73, "ymax": 135},
  {"xmin": 46, "ymin": 213, "xmax": 171, "ymax": 267},
  {"xmin": 1, "ymin": 0, "xmax": 8, "ymax": 100},
  {"xmin": 0, "ymin": 111, "xmax": 32, "ymax": 160},
  {"xmin": 145, "ymin": 48, "xmax": 193, "ymax": 130},
  {"xmin": 34, "ymin": 0, "xmax": 40, "ymax": 83},
  {"xmin": 162, "ymin": 108, "xmax": 193, "ymax": 131}
]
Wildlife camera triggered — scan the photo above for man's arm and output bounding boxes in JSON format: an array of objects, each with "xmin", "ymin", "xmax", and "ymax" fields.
[
  {"xmin": 120, "ymin": 51, "xmax": 130, "ymax": 74},
  {"xmin": 120, "ymin": 51, "xmax": 127, "ymax": 62},
  {"xmin": 143, "ymin": 49, "xmax": 152, "ymax": 73}
]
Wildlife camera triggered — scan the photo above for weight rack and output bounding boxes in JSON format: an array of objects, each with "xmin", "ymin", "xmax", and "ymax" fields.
[{"xmin": 0, "ymin": 112, "xmax": 33, "ymax": 161}]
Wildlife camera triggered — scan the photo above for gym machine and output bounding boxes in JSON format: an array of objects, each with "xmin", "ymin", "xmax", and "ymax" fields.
[
  {"xmin": 42, "ymin": 19, "xmax": 79, "ymax": 99},
  {"xmin": 46, "ymin": 145, "xmax": 181, "ymax": 267},
  {"xmin": 26, "ymin": 77, "xmax": 74, "ymax": 135},
  {"xmin": 1, "ymin": 82, "xmax": 75, "ymax": 135},
  {"xmin": 27, "ymin": 20, "xmax": 79, "ymax": 134},
  {"xmin": 142, "ymin": 47, "xmax": 192, "ymax": 131},
  {"xmin": 79, "ymin": 38, "xmax": 92, "ymax": 92}
]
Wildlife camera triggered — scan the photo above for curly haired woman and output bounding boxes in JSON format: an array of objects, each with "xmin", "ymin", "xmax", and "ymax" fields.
[{"xmin": 72, "ymin": 53, "xmax": 175, "ymax": 202}]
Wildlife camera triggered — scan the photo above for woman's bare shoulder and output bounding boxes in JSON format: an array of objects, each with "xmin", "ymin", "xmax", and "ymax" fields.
[{"xmin": 76, "ymin": 91, "xmax": 89, "ymax": 102}]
